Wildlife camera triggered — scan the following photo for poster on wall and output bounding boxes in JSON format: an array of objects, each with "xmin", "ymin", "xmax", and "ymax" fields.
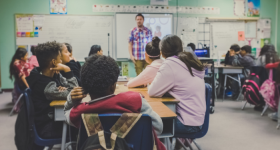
[
  {"xmin": 247, "ymin": 0, "xmax": 260, "ymax": 17},
  {"xmin": 50, "ymin": 0, "xmax": 67, "ymax": 14}
]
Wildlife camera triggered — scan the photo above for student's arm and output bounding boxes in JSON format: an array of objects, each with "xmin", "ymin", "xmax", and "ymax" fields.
[
  {"xmin": 21, "ymin": 75, "xmax": 29, "ymax": 88},
  {"xmin": 127, "ymin": 67, "xmax": 153, "ymax": 88},
  {"xmin": 232, "ymin": 55, "xmax": 240, "ymax": 66},
  {"xmin": 140, "ymin": 96, "xmax": 163, "ymax": 135},
  {"xmin": 148, "ymin": 63, "xmax": 174, "ymax": 97},
  {"xmin": 64, "ymin": 87, "xmax": 86, "ymax": 126}
]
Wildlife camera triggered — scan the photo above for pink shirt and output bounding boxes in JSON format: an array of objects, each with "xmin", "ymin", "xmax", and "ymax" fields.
[
  {"xmin": 29, "ymin": 55, "xmax": 39, "ymax": 70},
  {"xmin": 127, "ymin": 59, "xmax": 163, "ymax": 88},
  {"xmin": 148, "ymin": 57, "xmax": 206, "ymax": 126}
]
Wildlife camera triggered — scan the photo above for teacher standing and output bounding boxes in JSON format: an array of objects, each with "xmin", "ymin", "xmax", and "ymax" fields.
[{"xmin": 128, "ymin": 13, "xmax": 153, "ymax": 75}]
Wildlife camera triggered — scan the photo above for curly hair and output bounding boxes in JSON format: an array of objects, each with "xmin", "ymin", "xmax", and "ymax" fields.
[
  {"xmin": 81, "ymin": 54, "xmax": 120, "ymax": 96},
  {"xmin": 36, "ymin": 41, "xmax": 63, "ymax": 69}
]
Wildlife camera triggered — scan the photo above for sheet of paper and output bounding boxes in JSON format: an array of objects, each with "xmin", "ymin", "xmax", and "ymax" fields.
[
  {"xmin": 263, "ymin": 28, "xmax": 271, "ymax": 38},
  {"xmin": 234, "ymin": 0, "xmax": 246, "ymax": 16},
  {"xmin": 50, "ymin": 0, "xmax": 67, "ymax": 14},
  {"xmin": 33, "ymin": 15, "xmax": 45, "ymax": 27},
  {"xmin": 238, "ymin": 31, "xmax": 245, "ymax": 41},
  {"xmin": 245, "ymin": 21, "xmax": 257, "ymax": 38},
  {"xmin": 16, "ymin": 16, "xmax": 34, "ymax": 32}
]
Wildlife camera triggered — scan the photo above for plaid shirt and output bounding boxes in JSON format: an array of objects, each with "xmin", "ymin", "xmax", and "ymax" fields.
[{"xmin": 128, "ymin": 26, "xmax": 153, "ymax": 60}]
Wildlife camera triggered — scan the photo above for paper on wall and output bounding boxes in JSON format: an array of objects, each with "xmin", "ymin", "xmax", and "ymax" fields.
[
  {"xmin": 245, "ymin": 21, "xmax": 257, "ymax": 38},
  {"xmin": 33, "ymin": 15, "xmax": 45, "ymax": 27},
  {"xmin": 16, "ymin": 16, "xmax": 34, "ymax": 32},
  {"xmin": 234, "ymin": 0, "xmax": 246, "ymax": 16}
]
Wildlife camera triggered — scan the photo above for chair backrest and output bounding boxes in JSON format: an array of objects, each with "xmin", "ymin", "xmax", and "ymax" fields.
[
  {"xmin": 78, "ymin": 114, "xmax": 154, "ymax": 150},
  {"xmin": 23, "ymin": 88, "xmax": 61, "ymax": 146}
]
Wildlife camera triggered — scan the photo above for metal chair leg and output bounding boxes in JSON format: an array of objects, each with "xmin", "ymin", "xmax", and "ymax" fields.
[
  {"xmin": 277, "ymin": 124, "xmax": 280, "ymax": 130},
  {"xmin": 164, "ymin": 138, "xmax": 171, "ymax": 150},
  {"xmin": 176, "ymin": 138, "xmax": 190, "ymax": 150},
  {"xmin": 193, "ymin": 139, "xmax": 202, "ymax": 150},
  {"xmin": 9, "ymin": 94, "xmax": 23, "ymax": 116},
  {"xmin": 223, "ymin": 74, "xmax": 227, "ymax": 102},
  {"xmin": 171, "ymin": 138, "xmax": 176, "ymax": 150},
  {"xmin": 184, "ymin": 139, "xmax": 194, "ymax": 150},
  {"xmin": 236, "ymin": 74, "xmax": 242, "ymax": 101},
  {"xmin": 261, "ymin": 104, "xmax": 268, "ymax": 116},
  {"xmin": 242, "ymin": 101, "xmax": 248, "ymax": 110}
]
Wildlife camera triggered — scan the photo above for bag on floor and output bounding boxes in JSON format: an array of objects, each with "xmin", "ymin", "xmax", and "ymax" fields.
[
  {"xmin": 259, "ymin": 69, "xmax": 280, "ymax": 111},
  {"xmin": 242, "ymin": 73, "xmax": 265, "ymax": 105},
  {"xmin": 79, "ymin": 113, "xmax": 149, "ymax": 150}
]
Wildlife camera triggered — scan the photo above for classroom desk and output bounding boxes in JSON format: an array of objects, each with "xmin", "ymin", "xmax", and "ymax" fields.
[
  {"xmin": 209, "ymin": 64, "xmax": 244, "ymax": 101},
  {"xmin": 50, "ymin": 84, "xmax": 177, "ymax": 150}
]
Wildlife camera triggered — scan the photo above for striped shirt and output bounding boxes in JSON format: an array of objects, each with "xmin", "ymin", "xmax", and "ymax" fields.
[{"xmin": 128, "ymin": 26, "xmax": 153, "ymax": 60}]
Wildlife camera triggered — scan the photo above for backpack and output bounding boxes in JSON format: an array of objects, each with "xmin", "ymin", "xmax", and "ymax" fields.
[
  {"xmin": 259, "ymin": 69, "xmax": 280, "ymax": 111},
  {"xmin": 79, "ymin": 113, "xmax": 155, "ymax": 150},
  {"xmin": 242, "ymin": 73, "xmax": 265, "ymax": 105},
  {"xmin": 15, "ymin": 97, "xmax": 34, "ymax": 150}
]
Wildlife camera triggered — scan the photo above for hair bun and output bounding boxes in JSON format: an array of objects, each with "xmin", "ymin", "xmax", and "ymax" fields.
[{"xmin": 152, "ymin": 36, "xmax": 161, "ymax": 49}]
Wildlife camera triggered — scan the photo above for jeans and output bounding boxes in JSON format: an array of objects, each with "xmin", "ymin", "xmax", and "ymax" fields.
[{"xmin": 174, "ymin": 117, "xmax": 202, "ymax": 134}]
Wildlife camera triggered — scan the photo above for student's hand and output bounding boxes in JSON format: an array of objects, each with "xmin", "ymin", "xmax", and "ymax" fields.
[
  {"xmin": 130, "ymin": 55, "xmax": 136, "ymax": 64},
  {"xmin": 71, "ymin": 87, "xmax": 86, "ymax": 102},
  {"xmin": 57, "ymin": 86, "xmax": 67, "ymax": 92},
  {"xmin": 50, "ymin": 63, "xmax": 71, "ymax": 72}
]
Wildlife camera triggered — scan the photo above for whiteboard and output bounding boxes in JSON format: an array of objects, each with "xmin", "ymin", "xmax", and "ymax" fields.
[
  {"xmin": 211, "ymin": 22, "xmax": 246, "ymax": 59},
  {"xmin": 116, "ymin": 13, "xmax": 173, "ymax": 59},
  {"xmin": 16, "ymin": 15, "xmax": 114, "ymax": 61}
]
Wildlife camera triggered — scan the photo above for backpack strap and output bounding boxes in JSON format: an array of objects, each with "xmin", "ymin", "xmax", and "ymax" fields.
[
  {"xmin": 98, "ymin": 131, "xmax": 117, "ymax": 150},
  {"xmin": 110, "ymin": 113, "xmax": 142, "ymax": 138},
  {"xmin": 81, "ymin": 113, "xmax": 104, "ymax": 136}
]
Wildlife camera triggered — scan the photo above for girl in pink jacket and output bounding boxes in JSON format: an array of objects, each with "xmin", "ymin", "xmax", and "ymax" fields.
[
  {"xmin": 28, "ymin": 46, "xmax": 39, "ymax": 70},
  {"xmin": 127, "ymin": 36, "xmax": 164, "ymax": 88},
  {"xmin": 148, "ymin": 35, "xmax": 206, "ymax": 149}
]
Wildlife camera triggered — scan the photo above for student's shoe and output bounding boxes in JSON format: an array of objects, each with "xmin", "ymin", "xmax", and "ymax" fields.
[
  {"xmin": 268, "ymin": 113, "xmax": 278, "ymax": 121},
  {"xmin": 254, "ymin": 105, "xmax": 263, "ymax": 111}
]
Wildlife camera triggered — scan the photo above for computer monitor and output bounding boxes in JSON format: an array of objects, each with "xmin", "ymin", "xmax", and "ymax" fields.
[{"xmin": 194, "ymin": 49, "xmax": 210, "ymax": 58}]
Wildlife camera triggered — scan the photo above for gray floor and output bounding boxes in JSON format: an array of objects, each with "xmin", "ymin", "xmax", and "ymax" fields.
[{"xmin": 0, "ymin": 92, "xmax": 279, "ymax": 150}]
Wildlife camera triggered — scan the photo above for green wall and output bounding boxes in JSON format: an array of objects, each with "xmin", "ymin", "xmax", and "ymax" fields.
[
  {"xmin": 278, "ymin": 0, "xmax": 280, "ymax": 52},
  {"xmin": 0, "ymin": 0, "xmax": 279, "ymax": 89}
]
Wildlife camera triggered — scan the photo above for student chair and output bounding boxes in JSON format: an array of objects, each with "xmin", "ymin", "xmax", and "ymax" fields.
[
  {"xmin": 77, "ymin": 114, "xmax": 154, "ymax": 150},
  {"xmin": 9, "ymin": 83, "xmax": 25, "ymax": 116},
  {"xmin": 23, "ymin": 88, "xmax": 62, "ymax": 149},
  {"xmin": 171, "ymin": 83, "xmax": 212, "ymax": 150}
]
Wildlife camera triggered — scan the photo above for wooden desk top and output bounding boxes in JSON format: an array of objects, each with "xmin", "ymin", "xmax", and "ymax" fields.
[{"xmin": 50, "ymin": 101, "xmax": 176, "ymax": 118}]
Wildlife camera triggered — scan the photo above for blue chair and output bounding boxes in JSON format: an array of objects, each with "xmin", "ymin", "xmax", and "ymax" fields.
[
  {"xmin": 23, "ymin": 88, "xmax": 62, "ymax": 149},
  {"xmin": 77, "ymin": 114, "xmax": 154, "ymax": 150},
  {"xmin": 9, "ymin": 83, "xmax": 25, "ymax": 116},
  {"xmin": 171, "ymin": 83, "xmax": 212, "ymax": 150}
]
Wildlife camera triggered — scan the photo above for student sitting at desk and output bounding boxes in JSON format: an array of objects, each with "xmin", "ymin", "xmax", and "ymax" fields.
[
  {"xmin": 64, "ymin": 54, "xmax": 165, "ymax": 150},
  {"xmin": 224, "ymin": 44, "xmax": 240, "ymax": 65},
  {"xmin": 127, "ymin": 36, "xmax": 163, "ymax": 88},
  {"xmin": 29, "ymin": 45, "xmax": 39, "ymax": 70},
  {"xmin": 85, "ymin": 45, "xmax": 103, "ymax": 61},
  {"xmin": 9, "ymin": 48, "xmax": 30, "ymax": 112},
  {"xmin": 231, "ymin": 45, "xmax": 256, "ymax": 76},
  {"xmin": 26, "ymin": 41, "xmax": 78, "ymax": 150},
  {"xmin": 60, "ymin": 43, "xmax": 82, "ymax": 85},
  {"xmin": 148, "ymin": 35, "xmax": 206, "ymax": 149},
  {"xmin": 256, "ymin": 44, "xmax": 279, "ymax": 66}
]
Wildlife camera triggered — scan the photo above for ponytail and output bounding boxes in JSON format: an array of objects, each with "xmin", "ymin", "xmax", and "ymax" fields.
[{"xmin": 178, "ymin": 52, "xmax": 204, "ymax": 77}]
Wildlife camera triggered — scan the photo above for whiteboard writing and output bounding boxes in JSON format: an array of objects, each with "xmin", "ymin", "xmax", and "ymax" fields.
[{"xmin": 65, "ymin": 18, "xmax": 85, "ymax": 29}]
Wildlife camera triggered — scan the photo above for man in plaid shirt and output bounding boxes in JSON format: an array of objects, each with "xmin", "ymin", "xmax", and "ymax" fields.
[{"xmin": 128, "ymin": 13, "xmax": 153, "ymax": 75}]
